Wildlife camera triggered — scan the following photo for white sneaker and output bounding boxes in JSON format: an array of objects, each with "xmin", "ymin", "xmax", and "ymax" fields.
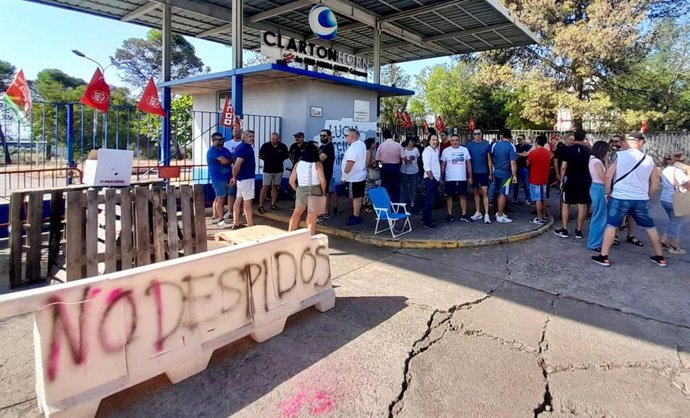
[
  {"xmin": 211, "ymin": 218, "xmax": 223, "ymax": 224},
  {"xmin": 484, "ymin": 214, "xmax": 491, "ymax": 224},
  {"xmin": 470, "ymin": 211, "xmax": 483, "ymax": 221},
  {"xmin": 216, "ymin": 220, "xmax": 232, "ymax": 228},
  {"xmin": 496, "ymin": 215, "xmax": 513, "ymax": 224},
  {"xmin": 223, "ymin": 210, "xmax": 232, "ymax": 220}
]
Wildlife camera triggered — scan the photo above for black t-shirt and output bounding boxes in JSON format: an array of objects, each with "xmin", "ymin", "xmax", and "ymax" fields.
[
  {"xmin": 319, "ymin": 141, "xmax": 335, "ymax": 181},
  {"xmin": 554, "ymin": 143, "xmax": 566, "ymax": 166},
  {"xmin": 562, "ymin": 143, "xmax": 591, "ymax": 183},
  {"xmin": 516, "ymin": 144, "xmax": 532, "ymax": 168},
  {"xmin": 259, "ymin": 142, "xmax": 289, "ymax": 173},
  {"xmin": 289, "ymin": 142, "xmax": 306, "ymax": 165}
]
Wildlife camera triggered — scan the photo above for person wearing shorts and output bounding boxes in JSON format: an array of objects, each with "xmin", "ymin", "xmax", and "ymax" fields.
[
  {"xmin": 526, "ymin": 134, "xmax": 551, "ymax": 224},
  {"xmin": 258, "ymin": 132, "xmax": 289, "ymax": 213},
  {"xmin": 319, "ymin": 129, "xmax": 339, "ymax": 217},
  {"xmin": 440, "ymin": 135, "xmax": 473, "ymax": 223},
  {"xmin": 592, "ymin": 132, "xmax": 666, "ymax": 267},
  {"xmin": 466, "ymin": 129, "xmax": 492, "ymax": 224},
  {"xmin": 555, "ymin": 130, "xmax": 591, "ymax": 239},
  {"xmin": 207, "ymin": 132, "xmax": 233, "ymax": 225},
  {"xmin": 490, "ymin": 129, "xmax": 518, "ymax": 223},
  {"xmin": 230, "ymin": 130, "xmax": 256, "ymax": 229},
  {"xmin": 341, "ymin": 129, "xmax": 367, "ymax": 226}
]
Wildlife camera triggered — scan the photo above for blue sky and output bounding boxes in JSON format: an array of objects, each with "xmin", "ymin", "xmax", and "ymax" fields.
[{"xmin": 1, "ymin": 0, "xmax": 448, "ymax": 89}]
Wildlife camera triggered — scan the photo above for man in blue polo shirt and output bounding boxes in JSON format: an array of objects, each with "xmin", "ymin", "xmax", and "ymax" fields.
[
  {"xmin": 466, "ymin": 129, "xmax": 493, "ymax": 224},
  {"xmin": 207, "ymin": 132, "xmax": 233, "ymax": 225},
  {"xmin": 230, "ymin": 130, "xmax": 256, "ymax": 229},
  {"xmin": 490, "ymin": 128, "xmax": 518, "ymax": 223}
]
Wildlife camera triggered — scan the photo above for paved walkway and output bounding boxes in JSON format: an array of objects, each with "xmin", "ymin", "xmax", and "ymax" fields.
[
  {"xmin": 1, "ymin": 197, "xmax": 689, "ymax": 417},
  {"xmin": 209, "ymin": 199, "xmax": 552, "ymax": 248}
]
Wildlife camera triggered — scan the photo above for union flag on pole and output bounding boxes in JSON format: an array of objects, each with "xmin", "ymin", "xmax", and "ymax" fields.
[
  {"xmin": 80, "ymin": 68, "xmax": 110, "ymax": 113},
  {"xmin": 137, "ymin": 78, "xmax": 167, "ymax": 116},
  {"xmin": 2, "ymin": 70, "xmax": 32, "ymax": 121}
]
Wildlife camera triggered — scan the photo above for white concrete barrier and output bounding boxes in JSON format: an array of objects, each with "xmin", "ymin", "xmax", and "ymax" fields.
[{"xmin": 0, "ymin": 229, "xmax": 335, "ymax": 417}]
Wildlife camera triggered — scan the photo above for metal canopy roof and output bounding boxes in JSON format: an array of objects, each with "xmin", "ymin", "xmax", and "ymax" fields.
[
  {"xmin": 28, "ymin": 0, "xmax": 538, "ymax": 65},
  {"xmin": 159, "ymin": 64, "xmax": 416, "ymax": 96}
]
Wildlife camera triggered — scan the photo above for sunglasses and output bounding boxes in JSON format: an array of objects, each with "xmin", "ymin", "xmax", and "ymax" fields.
[
  {"xmin": 473, "ymin": 133, "xmax": 481, "ymax": 136},
  {"xmin": 319, "ymin": 134, "xmax": 327, "ymax": 137}
]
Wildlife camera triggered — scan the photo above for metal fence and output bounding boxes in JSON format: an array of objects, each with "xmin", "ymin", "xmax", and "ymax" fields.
[
  {"xmin": 381, "ymin": 124, "xmax": 690, "ymax": 163},
  {"xmin": 0, "ymin": 101, "xmax": 281, "ymax": 200}
]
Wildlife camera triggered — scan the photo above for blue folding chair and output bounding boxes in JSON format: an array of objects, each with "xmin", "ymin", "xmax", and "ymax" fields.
[{"xmin": 368, "ymin": 187, "xmax": 412, "ymax": 238}]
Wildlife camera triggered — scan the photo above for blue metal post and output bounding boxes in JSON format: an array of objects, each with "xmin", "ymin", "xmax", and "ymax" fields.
[
  {"xmin": 66, "ymin": 103, "xmax": 75, "ymax": 185},
  {"xmin": 231, "ymin": 75, "xmax": 244, "ymax": 119},
  {"xmin": 162, "ymin": 87, "xmax": 172, "ymax": 166}
]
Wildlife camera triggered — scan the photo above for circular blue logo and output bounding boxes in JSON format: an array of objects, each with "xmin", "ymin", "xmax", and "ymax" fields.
[{"xmin": 309, "ymin": 5, "xmax": 338, "ymax": 41}]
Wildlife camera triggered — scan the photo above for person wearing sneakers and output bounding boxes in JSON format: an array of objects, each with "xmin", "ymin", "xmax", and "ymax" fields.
[
  {"xmin": 659, "ymin": 153, "xmax": 689, "ymax": 255},
  {"xmin": 341, "ymin": 129, "xmax": 367, "ymax": 226},
  {"xmin": 490, "ymin": 128, "xmax": 518, "ymax": 223},
  {"xmin": 422, "ymin": 134, "xmax": 442, "ymax": 229},
  {"xmin": 555, "ymin": 130, "xmax": 591, "ymax": 239},
  {"xmin": 207, "ymin": 132, "xmax": 233, "ymax": 226},
  {"xmin": 587, "ymin": 141, "xmax": 611, "ymax": 252},
  {"xmin": 441, "ymin": 134, "xmax": 473, "ymax": 223},
  {"xmin": 222, "ymin": 127, "xmax": 244, "ymax": 222},
  {"xmin": 592, "ymin": 132, "xmax": 666, "ymax": 267},
  {"xmin": 229, "ymin": 130, "xmax": 256, "ymax": 229},
  {"xmin": 258, "ymin": 132, "xmax": 289, "ymax": 214},
  {"xmin": 526, "ymin": 134, "xmax": 551, "ymax": 224},
  {"xmin": 318, "ymin": 129, "xmax": 339, "ymax": 218},
  {"xmin": 467, "ymin": 129, "xmax": 493, "ymax": 224}
]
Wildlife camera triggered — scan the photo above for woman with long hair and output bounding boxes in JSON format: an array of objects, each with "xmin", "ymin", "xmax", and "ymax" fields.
[
  {"xmin": 363, "ymin": 137, "xmax": 379, "ymax": 210},
  {"xmin": 288, "ymin": 142, "xmax": 327, "ymax": 235},
  {"xmin": 587, "ymin": 141, "xmax": 609, "ymax": 252},
  {"xmin": 400, "ymin": 138, "xmax": 420, "ymax": 210},
  {"xmin": 659, "ymin": 153, "xmax": 689, "ymax": 254}
]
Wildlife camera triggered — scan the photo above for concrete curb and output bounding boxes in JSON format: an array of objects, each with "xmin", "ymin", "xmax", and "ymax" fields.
[{"xmin": 253, "ymin": 210, "xmax": 554, "ymax": 249}]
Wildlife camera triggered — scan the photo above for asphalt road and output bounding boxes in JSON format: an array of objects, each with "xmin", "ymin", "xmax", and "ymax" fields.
[{"xmin": 1, "ymin": 201, "xmax": 689, "ymax": 418}]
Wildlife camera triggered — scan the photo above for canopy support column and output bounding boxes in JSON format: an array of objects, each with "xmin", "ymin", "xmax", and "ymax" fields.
[
  {"xmin": 161, "ymin": 3, "xmax": 172, "ymax": 165},
  {"xmin": 231, "ymin": 0, "xmax": 244, "ymax": 117}
]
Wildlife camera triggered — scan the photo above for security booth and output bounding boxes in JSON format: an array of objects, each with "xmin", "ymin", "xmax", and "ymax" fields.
[{"xmin": 160, "ymin": 63, "xmax": 414, "ymax": 186}]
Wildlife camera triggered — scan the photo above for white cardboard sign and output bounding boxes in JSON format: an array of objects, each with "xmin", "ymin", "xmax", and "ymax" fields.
[
  {"xmin": 0, "ymin": 230, "xmax": 334, "ymax": 417},
  {"xmin": 82, "ymin": 149, "xmax": 134, "ymax": 187}
]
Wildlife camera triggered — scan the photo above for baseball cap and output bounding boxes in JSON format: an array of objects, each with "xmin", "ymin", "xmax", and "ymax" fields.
[
  {"xmin": 293, "ymin": 131, "xmax": 305, "ymax": 138},
  {"xmin": 627, "ymin": 132, "xmax": 645, "ymax": 141}
]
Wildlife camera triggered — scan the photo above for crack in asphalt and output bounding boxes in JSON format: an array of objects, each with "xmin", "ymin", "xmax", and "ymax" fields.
[
  {"xmin": 534, "ymin": 299, "xmax": 555, "ymax": 417},
  {"xmin": 388, "ymin": 281, "xmax": 506, "ymax": 417},
  {"xmin": 399, "ymin": 248, "xmax": 690, "ymax": 331},
  {"xmin": 458, "ymin": 326, "xmax": 539, "ymax": 354},
  {"xmin": 547, "ymin": 361, "xmax": 688, "ymax": 375},
  {"xmin": 0, "ymin": 397, "xmax": 37, "ymax": 412}
]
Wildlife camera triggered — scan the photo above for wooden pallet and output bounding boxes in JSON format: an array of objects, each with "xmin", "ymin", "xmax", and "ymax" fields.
[{"xmin": 8, "ymin": 182, "xmax": 207, "ymax": 286}]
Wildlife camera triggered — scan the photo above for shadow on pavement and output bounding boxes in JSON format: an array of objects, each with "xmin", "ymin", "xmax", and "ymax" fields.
[{"xmin": 97, "ymin": 295, "xmax": 408, "ymax": 417}]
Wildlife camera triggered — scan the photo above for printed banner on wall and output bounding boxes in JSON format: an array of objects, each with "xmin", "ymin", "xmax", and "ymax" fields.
[{"xmin": 311, "ymin": 118, "xmax": 377, "ymax": 183}]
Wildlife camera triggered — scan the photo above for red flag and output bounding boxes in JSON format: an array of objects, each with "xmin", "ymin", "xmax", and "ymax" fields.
[
  {"xmin": 422, "ymin": 120, "xmax": 429, "ymax": 134},
  {"xmin": 2, "ymin": 70, "xmax": 32, "ymax": 121},
  {"xmin": 221, "ymin": 99, "xmax": 236, "ymax": 127},
  {"xmin": 80, "ymin": 68, "xmax": 110, "ymax": 113},
  {"xmin": 137, "ymin": 78, "xmax": 166, "ymax": 116},
  {"xmin": 468, "ymin": 116, "xmax": 475, "ymax": 131},
  {"xmin": 402, "ymin": 112, "xmax": 413, "ymax": 128},
  {"xmin": 435, "ymin": 115, "xmax": 445, "ymax": 134},
  {"xmin": 640, "ymin": 120, "xmax": 649, "ymax": 134}
]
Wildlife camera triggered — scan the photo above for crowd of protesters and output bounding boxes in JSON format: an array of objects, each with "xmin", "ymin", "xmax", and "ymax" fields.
[{"xmin": 207, "ymin": 126, "xmax": 688, "ymax": 268}]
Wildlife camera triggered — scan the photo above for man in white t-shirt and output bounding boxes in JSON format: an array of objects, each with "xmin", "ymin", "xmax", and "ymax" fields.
[
  {"xmin": 341, "ymin": 129, "xmax": 367, "ymax": 226},
  {"xmin": 441, "ymin": 134, "xmax": 473, "ymax": 223},
  {"xmin": 592, "ymin": 132, "xmax": 666, "ymax": 268},
  {"xmin": 222, "ymin": 127, "xmax": 244, "ymax": 220}
]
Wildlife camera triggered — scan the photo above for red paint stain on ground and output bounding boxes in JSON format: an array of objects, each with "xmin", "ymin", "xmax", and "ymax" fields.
[{"xmin": 279, "ymin": 390, "xmax": 336, "ymax": 417}]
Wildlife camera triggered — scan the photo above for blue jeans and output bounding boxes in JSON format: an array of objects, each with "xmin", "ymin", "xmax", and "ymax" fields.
[
  {"xmin": 588, "ymin": 183, "xmax": 606, "ymax": 249},
  {"xmin": 423, "ymin": 178, "xmax": 439, "ymax": 225},
  {"xmin": 381, "ymin": 163, "xmax": 402, "ymax": 203},
  {"xmin": 606, "ymin": 198, "xmax": 655, "ymax": 229},
  {"xmin": 513, "ymin": 167, "xmax": 531, "ymax": 201},
  {"xmin": 400, "ymin": 173, "xmax": 418, "ymax": 208},
  {"xmin": 661, "ymin": 200, "xmax": 687, "ymax": 240}
]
